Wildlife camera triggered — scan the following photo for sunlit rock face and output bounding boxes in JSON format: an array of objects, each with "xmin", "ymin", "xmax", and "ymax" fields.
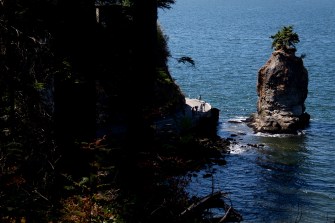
[{"xmin": 247, "ymin": 50, "xmax": 310, "ymax": 134}]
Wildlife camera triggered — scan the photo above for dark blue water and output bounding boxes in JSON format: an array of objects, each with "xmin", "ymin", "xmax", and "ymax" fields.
[{"xmin": 158, "ymin": 0, "xmax": 335, "ymax": 222}]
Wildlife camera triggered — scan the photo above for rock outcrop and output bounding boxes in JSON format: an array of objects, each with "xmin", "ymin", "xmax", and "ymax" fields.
[{"xmin": 247, "ymin": 50, "xmax": 310, "ymax": 134}]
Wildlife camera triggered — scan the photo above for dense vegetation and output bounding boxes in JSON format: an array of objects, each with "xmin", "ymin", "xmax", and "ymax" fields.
[
  {"xmin": 0, "ymin": 1, "xmax": 234, "ymax": 222},
  {"xmin": 270, "ymin": 25, "xmax": 300, "ymax": 53}
]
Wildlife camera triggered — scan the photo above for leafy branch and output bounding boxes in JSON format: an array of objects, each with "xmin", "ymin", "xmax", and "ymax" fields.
[
  {"xmin": 270, "ymin": 25, "xmax": 300, "ymax": 53},
  {"xmin": 176, "ymin": 56, "xmax": 195, "ymax": 66}
]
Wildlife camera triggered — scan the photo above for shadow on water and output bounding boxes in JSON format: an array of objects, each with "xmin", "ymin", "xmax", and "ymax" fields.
[
  {"xmin": 213, "ymin": 119, "xmax": 335, "ymax": 222},
  {"xmin": 188, "ymin": 120, "xmax": 328, "ymax": 222},
  {"xmin": 252, "ymin": 134, "xmax": 311, "ymax": 222}
]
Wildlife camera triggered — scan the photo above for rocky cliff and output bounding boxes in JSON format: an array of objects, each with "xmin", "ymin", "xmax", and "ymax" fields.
[{"xmin": 247, "ymin": 50, "xmax": 310, "ymax": 134}]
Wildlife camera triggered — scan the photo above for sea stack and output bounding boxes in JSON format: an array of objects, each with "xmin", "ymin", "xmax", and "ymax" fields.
[{"xmin": 247, "ymin": 49, "xmax": 310, "ymax": 134}]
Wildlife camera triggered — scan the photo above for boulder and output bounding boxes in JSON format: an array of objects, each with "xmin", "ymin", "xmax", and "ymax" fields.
[{"xmin": 247, "ymin": 50, "xmax": 310, "ymax": 134}]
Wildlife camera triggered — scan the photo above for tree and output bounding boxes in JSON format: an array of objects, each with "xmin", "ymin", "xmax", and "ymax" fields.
[
  {"xmin": 54, "ymin": 0, "xmax": 97, "ymax": 144},
  {"xmin": 270, "ymin": 25, "xmax": 300, "ymax": 53}
]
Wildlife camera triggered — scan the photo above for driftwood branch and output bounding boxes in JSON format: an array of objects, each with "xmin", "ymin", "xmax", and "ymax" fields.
[
  {"xmin": 218, "ymin": 206, "xmax": 231, "ymax": 223},
  {"xmin": 180, "ymin": 191, "xmax": 243, "ymax": 223},
  {"xmin": 180, "ymin": 191, "xmax": 226, "ymax": 216}
]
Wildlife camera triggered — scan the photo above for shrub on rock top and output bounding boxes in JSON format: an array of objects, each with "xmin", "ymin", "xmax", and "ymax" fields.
[{"xmin": 270, "ymin": 25, "xmax": 300, "ymax": 53}]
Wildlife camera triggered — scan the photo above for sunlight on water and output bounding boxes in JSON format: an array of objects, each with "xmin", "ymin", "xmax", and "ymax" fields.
[{"xmin": 229, "ymin": 143, "xmax": 249, "ymax": 155}]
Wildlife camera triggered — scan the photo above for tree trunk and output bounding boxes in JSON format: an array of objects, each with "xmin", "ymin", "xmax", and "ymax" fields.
[
  {"xmin": 54, "ymin": 0, "xmax": 97, "ymax": 145},
  {"xmin": 126, "ymin": 0, "xmax": 158, "ymax": 149}
]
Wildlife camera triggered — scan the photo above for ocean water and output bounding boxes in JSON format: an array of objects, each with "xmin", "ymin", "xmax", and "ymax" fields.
[{"xmin": 158, "ymin": 0, "xmax": 335, "ymax": 222}]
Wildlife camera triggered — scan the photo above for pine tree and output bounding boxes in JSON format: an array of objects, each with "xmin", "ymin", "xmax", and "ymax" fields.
[{"xmin": 270, "ymin": 25, "xmax": 300, "ymax": 53}]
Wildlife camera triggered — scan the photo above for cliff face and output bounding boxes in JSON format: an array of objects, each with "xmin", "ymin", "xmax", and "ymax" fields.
[{"xmin": 247, "ymin": 50, "xmax": 310, "ymax": 134}]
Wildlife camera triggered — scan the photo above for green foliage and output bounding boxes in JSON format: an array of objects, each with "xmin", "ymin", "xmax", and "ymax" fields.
[
  {"xmin": 177, "ymin": 56, "xmax": 195, "ymax": 66},
  {"xmin": 158, "ymin": 0, "xmax": 176, "ymax": 9},
  {"xmin": 157, "ymin": 24, "xmax": 171, "ymax": 67},
  {"xmin": 33, "ymin": 82, "xmax": 45, "ymax": 90},
  {"xmin": 270, "ymin": 25, "xmax": 300, "ymax": 52},
  {"xmin": 157, "ymin": 69, "xmax": 173, "ymax": 84}
]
